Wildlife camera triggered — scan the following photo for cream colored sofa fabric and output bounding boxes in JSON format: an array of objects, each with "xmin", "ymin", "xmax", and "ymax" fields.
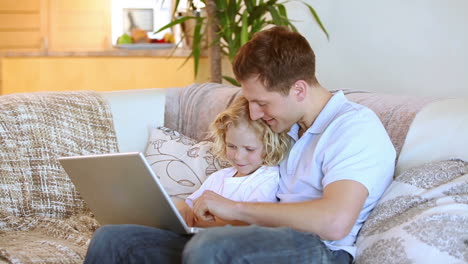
[
  {"xmin": 356, "ymin": 159, "xmax": 468, "ymax": 264},
  {"xmin": 100, "ymin": 88, "xmax": 168, "ymax": 153},
  {"xmin": 397, "ymin": 98, "xmax": 468, "ymax": 175},
  {"xmin": 355, "ymin": 97, "xmax": 468, "ymax": 264}
]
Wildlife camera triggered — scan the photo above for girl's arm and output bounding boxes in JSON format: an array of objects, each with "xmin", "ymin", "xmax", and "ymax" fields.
[{"xmin": 175, "ymin": 200, "xmax": 194, "ymax": 226}]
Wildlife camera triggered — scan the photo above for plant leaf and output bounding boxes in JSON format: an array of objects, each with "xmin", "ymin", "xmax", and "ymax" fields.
[
  {"xmin": 285, "ymin": 20, "xmax": 298, "ymax": 32},
  {"xmin": 223, "ymin": 75, "xmax": 241, "ymax": 86},
  {"xmin": 155, "ymin": 0, "xmax": 329, "ymax": 81},
  {"xmin": 244, "ymin": 0, "xmax": 254, "ymax": 13},
  {"xmin": 192, "ymin": 17, "xmax": 205, "ymax": 76},
  {"xmin": 154, "ymin": 16, "xmax": 198, "ymax": 34},
  {"xmin": 267, "ymin": 6, "xmax": 283, "ymax": 26},
  {"xmin": 302, "ymin": 1, "xmax": 329, "ymax": 40},
  {"xmin": 172, "ymin": 0, "xmax": 181, "ymax": 17},
  {"xmin": 240, "ymin": 12, "xmax": 249, "ymax": 46},
  {"xmin": 277, "ymin": 3, "xmax": 287, "ymax": 18},
  {"xmin": 216, "ymin": 0, "xmax": 227, "ymax": 9}
]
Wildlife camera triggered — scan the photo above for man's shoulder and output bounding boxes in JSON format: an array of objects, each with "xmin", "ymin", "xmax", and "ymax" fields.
[
  {"xmin": 331, "ymin": 100, "xmax": 383, "ymax": 132},
  {"xmin": 328, "ymin": 90, "xmax": 376, "ymax": 117},
  {"xmin": 322, "ymin": 100, "xmax": 394, "ymax": 154},
  {"xmin": 339, "ymin": 98, "xmax": 377, "ymax": 117}
]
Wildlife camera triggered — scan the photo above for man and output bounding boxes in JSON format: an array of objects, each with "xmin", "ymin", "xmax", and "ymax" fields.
[{"xmin": 84, "ymin": 26, "xmax": 395, "ymax": 264}]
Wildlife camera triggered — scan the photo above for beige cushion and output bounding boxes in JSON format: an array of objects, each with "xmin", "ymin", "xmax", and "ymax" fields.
[
  {"xmin": 355, "ymin": 159, "xmax": 468, "ymax": 264},
  {"xmin": 144, "ymin": 127, "xmax": 229, "ymax": 201},
  {"xmin": 397, "ymin": 98, "xmax": 468, "ymax": 175}
]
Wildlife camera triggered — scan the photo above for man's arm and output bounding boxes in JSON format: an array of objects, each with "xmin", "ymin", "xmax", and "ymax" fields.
[
  {"xmin": 192, "ymin": 179, "xmax": 368, "ymax": 241},
  {"xmin": 176, "ymin": 199, "xmax": 249, "ymax": 227}
]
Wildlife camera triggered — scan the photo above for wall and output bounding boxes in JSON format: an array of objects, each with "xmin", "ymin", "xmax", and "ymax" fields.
[{"xmin": 288, "ymin": 0, "xmax": 468, "ymax": 97}]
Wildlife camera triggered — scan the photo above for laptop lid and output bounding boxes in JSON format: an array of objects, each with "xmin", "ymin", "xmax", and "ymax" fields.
[{"xmin": 58, "ymin": 152, "xmax": 201, "ymax": 234}]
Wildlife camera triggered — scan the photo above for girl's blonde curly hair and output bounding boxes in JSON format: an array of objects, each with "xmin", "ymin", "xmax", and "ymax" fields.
[{"xmin": 209, "ymin": 96, "xmax": 291, "ymax": 166}]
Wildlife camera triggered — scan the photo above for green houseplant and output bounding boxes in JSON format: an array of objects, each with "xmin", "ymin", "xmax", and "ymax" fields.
[{"xmin": 156, "ymin": 0, "xmax": 328, "ymax": 85}]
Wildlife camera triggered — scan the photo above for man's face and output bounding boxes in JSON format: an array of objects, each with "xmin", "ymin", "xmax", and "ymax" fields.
[{"xmin": 241, "ymin": 77, "xmax": 300, "ymax": 133}]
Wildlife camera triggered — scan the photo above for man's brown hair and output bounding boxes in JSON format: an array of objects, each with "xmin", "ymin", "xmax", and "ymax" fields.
[{"xmin": 233, "ymin": 26, "xmax": 317, "ymax": 95}]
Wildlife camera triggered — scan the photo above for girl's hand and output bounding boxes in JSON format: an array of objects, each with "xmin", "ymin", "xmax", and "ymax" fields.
[{"xmin": 175, "ymin": 200, "xmax": 194, "ymax": 226}]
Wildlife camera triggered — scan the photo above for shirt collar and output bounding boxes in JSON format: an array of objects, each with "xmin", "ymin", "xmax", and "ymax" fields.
[
  {"xmin": 288, "ymin": 90, "xmax": 347, "ymax": 138},
  {"xmin": 287, "ymin": 123, "xmax": 300, "ymax": 141}
]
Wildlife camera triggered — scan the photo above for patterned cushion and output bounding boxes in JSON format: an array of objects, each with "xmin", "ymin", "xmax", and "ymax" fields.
[
  {"xmin": 144, "ymin": 127, "xmax": 229, "ymax": 201},
  {"xmin": 355, "ymin": 160, "xmax": 468, "ymax": 264}
]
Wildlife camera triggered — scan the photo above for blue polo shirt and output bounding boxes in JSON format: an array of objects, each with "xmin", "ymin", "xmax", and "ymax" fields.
[{"xmin": 277, "ymin": 91, "xmax": 396, "ymax": 258}]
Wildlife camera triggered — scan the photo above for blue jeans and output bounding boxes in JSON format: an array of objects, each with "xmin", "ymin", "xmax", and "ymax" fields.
[{"xmin": 84, "ymin": 225, "xmax": 352, "ymax": 264}]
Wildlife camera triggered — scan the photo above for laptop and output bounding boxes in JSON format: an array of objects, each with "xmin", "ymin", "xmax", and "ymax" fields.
[{"xmin": 58, "ymin": 152, "xmax": 203, "ymax": 234}]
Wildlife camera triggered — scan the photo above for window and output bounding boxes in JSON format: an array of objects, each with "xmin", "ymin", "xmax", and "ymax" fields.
[{"xmin": 111, "ymin": 0, "xmax": 171, "ymax": 44}]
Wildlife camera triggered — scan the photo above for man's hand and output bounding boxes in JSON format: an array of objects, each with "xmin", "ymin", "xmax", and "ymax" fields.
[
  {"xmin": 191, "ymin": 180, "xmax": 368, "ymax": 241},
  {"xmin": 192, "ymin": 191, "xmax": 238, "ymax": 222}
]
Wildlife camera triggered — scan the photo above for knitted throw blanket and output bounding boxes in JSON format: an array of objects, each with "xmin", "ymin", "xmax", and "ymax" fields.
[
  {"xmin": 165, "ymin": 82, "xmax": 241, "ymax": 142},
  {"xmin": 0, "ymin": 91, "xmax": 118, "ymax": 263}
]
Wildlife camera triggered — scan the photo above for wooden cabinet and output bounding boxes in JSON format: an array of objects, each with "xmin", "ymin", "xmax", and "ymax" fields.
[
  {"xmin": 0, "ymin": 0, "xmax": 110, "ymax": 52},
  {"xmin": 0, "ymin": 0, "xmax": 47, "ymax": 51},
  {"xmin": 1, "ymin": 57, "xmax": 210, "ymax": 94},
  {"xmin": 48, "ymin": 0, "xmax": 111, "ymax": 51}
]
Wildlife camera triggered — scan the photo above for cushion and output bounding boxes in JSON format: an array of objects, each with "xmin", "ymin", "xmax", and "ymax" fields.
[
  {"xmin": 355, "ymin": 159, "xmax": 468, "ymax": 264},
  {"xmin": 396, "ymin": 98, "xmax": 468, "ymax": 175},
  {"xmin": 144, "ymin": 127, "xmax": 230, "ymax": 201}
]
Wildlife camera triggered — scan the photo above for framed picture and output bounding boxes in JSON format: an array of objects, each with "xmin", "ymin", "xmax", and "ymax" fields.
[{"xmin": 123, "ymin": 8, "xmax": 154, "ymax": 33}]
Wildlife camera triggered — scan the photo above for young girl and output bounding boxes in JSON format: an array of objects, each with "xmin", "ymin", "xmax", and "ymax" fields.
[{"xmin": 177, "ymin": 95, "xmax": 290, "ymax": 227}]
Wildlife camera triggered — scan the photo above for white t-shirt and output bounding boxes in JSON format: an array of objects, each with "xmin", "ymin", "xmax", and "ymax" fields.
[
  {"xmin": 278, "ymin": 91, "xmax": 396, "ymax": 258},
  {"xmin": 186, "ymin": 166, "xmax": 279, "ymax": 208}
]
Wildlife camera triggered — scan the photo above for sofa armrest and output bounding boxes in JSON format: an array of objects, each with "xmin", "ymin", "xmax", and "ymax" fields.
[{"xmin": 99, "ymin": 88, "xmax": 169, "ymax": 153}]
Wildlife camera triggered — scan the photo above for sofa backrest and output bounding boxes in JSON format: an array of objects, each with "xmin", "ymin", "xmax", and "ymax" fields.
[
  {"xmin": 99, "ymin": 88, "xmax": 168, "ymax": 153},
  {"xmin": 164, "ymin": 83, "xmax": 438, "ymax": 164},
  {"xmin": 108, "ymin": 84, "xmax": 464, "ymax": 178},
  {"xmin": 396, "ymin": 98, "xmax": 468, "ymax": 174},
  {"xmin": 164, "ymin": 83, "xmax": 241, "ymax": 141},
  {"xmin": 344, "ymin": 91, "xmax": 440, "ymax": 159}
]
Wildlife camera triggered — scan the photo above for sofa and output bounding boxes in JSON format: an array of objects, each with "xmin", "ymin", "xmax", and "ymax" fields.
[{"xmin": 0, "ymin": 82, "xmax": 466, "ymax": 263}]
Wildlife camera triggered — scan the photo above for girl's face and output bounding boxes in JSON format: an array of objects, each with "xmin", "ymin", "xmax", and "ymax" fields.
[{"xmin": 225, "ymin": 122, "xmax": 265, "ymax": 177}]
